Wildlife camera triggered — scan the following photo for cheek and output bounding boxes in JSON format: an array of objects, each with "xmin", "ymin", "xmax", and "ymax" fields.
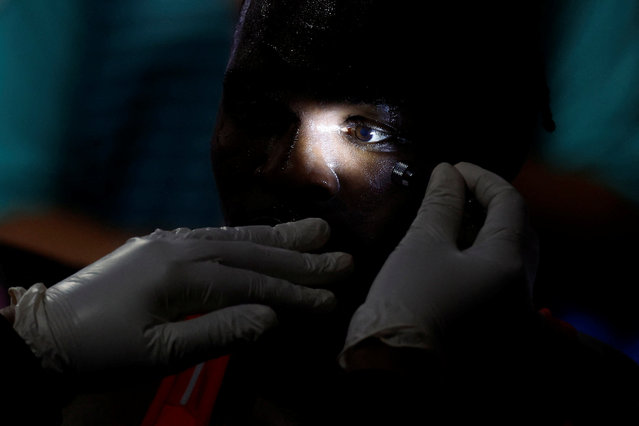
[
  {"xmin": 332, "ymin": 146, "xmax": 423, "ymax": 251},
  {"xmin": 212, "ymin": 119, "xmax": 262, "ymax": 177},
  {"xmin": 338, "ymin": 145, "xmax": 397, "ymax": 197},
  {"xmin": 338, "ymin": 147, "xmax": 409, "ymax": 227}
]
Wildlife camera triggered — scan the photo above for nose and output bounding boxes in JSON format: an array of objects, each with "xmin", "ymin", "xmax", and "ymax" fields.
[{"xmin": 258, "ymin": 117, "xmax": 341, "ymax": 200}]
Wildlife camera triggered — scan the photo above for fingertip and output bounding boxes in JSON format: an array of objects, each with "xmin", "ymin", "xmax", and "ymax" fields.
[
  {"xmin": 428, "ymin": 162, "xmax": 462, "ymax": 183},
  {"xmin": 436, "ymin": 161, "xmax": 454, "ymax": 169},
  {"xmin": 310, "ymin": 289, "xmax": 337, "ymax": 313},
  {"xmin": 428, "ymin": 162, "xmax": 455, "ymax": 181},
  {"xmin": 453, "ymin": 161, "xmax": 468, "ymax": 171},
  {"xmin": 453, "ymin": 161, "xmax": 515, "ymax": 207},
  {"xmin": 337, "ymin": 252, "xmax": 354, "ymax": 271},
  {"xmin": 215, "ymin": 305, "xmax": 280, "ymax": 344},
  {"xmin": 453, "ymin": 161, "xmax": 475, "ymax": 169},
  {"xmin": 454, "ymin": 162, "xmax": 508, "ymax": 186},
  {"xmin": 453, "ymin": 162, "xmax": 482, "ymax": 182},
  {"xmin": 292, "ymin": 217, "xmax": 331, "ymax": 237},
  {"xmin": 274, "ymin": 218, "xmax": 331, "ymax": 251},
  {"xmin": 408, "ymin": 162, "xmax": 466, "ymax": 244},
  {"xmin": 423, "ymin": 161, "xmax": 465, "ymax": 200},
  {"xmin": 293, "ymin": 217, "xmax": 330, "ymax": 228},
  {"xmin": 239, "ymin": 304, "xmax": 279, "ymax": 331}
]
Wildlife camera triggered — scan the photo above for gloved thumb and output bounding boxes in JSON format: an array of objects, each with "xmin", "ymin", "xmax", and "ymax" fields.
[
  {"xmin": 409, "ymin": 163, "xmax": 466, "ymax": 245},
  {"xmin": 147, "ymin": 304, "xmax": 278, "ymax": 370}
]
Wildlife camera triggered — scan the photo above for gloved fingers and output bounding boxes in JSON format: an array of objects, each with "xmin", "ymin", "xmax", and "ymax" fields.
[
  {"xmin": 173, "ymin": 262, "xmax": 336, "ymax": 315},
  {"xmin": 147, "ymin": 304, "xmax": 278, "ymax": 368},
  {"xmin": 454, "ymin": 162, "xmax": 527, "ymax": 247},
  {"xmin": 182, "ymin": 218, "xmax": 331, "ymax": 252},
  {"xmin": 408, "ymin": 162, "xmax": 466, "ymax": 245},
  {"xmin": 184, "ymin": 240, "xmax": 353, "ymax": 287}
]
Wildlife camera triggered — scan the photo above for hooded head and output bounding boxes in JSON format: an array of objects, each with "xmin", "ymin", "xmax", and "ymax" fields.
[{"xmin": 212, "ymin": 0, "xmax": 548, "ymax": 267}]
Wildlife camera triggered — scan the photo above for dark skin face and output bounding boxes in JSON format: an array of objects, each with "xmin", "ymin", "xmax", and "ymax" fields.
[
  {"xmin": 211, "ymin": 1, "xmax": 539, "ymax": 293},
  {"xmin": 212, "ymin": 0, "xmax": 430, "ymax": 268},
  {"xmin": 210, "ymin": 69, "xmax": 432, "ymax": 408},
  {"xmin": 212, "ymin": 82, "xmax": 427, "ymax": 293},
  {"xmin": 208, "ymin": 4, "xmax": 543, "ymax": 419}
]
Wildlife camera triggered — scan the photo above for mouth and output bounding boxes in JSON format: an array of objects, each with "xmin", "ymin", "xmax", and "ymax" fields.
[{"xmin": 228, "ymin": 201, "xmax": 306, "ymax": 227}]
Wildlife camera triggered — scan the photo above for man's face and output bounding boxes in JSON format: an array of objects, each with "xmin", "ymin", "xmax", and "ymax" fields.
[
  {"xmin": 210, "ymin": 1, "xmax": 534, "ymax": 280},
  {"xmin": 211, "ymin": 77, "xmax": 426, "ymax": 272}
]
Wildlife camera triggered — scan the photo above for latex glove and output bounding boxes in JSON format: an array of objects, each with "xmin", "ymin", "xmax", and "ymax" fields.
[
  {"xmin": 340, "ymin": 162, "xmax": 537, "ymax": 367},
  {"xmin": 11, "ymin": 218, "xmax": 352, "ymax": 375}
]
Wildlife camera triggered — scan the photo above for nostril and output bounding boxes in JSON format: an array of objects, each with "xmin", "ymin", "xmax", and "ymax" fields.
[
  {"xmin": 298, "ymin": 164, "xmax": 341, "ymax": 200},
  {"xmin": 302, "ymin": 176, "xmax": 340, "ymax": 201}
]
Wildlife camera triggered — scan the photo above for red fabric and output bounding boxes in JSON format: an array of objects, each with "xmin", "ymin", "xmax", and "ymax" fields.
[
  {"xmin": 538, "ymin": 308, "xmax": 578, "ymax": 338},
  {"xmin": 141, "ymin": 355, "xmax": 230, "ymax": 426},
  {"xmin": 139, "ymin": 309, "xmax": 574, "ymax": 425}
]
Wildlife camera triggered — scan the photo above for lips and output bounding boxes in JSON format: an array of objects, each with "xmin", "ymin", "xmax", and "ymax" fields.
[{"xmin": 227, "ymin": 202, "xmax": 305, "ymax": 227}]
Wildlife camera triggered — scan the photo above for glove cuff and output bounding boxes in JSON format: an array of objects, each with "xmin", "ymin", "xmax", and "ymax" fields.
[
  {"xmin": 338, "ymin": 301, "xmax": 440, "ymax": 369},
  {"xmin": 12, "ymin": 284, "xmax": 69, "ymax": 373}
]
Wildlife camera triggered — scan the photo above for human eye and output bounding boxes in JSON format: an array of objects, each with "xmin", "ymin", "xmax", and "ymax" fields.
[{"xmin": 340, "ymin": 116, "xmax": 400, "ymax": 145}]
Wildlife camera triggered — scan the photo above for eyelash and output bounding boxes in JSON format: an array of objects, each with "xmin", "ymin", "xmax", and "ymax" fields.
[{"xmin": 340, "ymin": 116, "xmax": 404, "ymax": 146}]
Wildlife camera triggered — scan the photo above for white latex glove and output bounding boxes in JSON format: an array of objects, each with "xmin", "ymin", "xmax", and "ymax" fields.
[
  {"xmin": 340, "ymin": 162, "xmax": 537, "ymax": 367},
  {"xmin": 11, "ymin": 218, "xmax": 352, "ymax": 375}
]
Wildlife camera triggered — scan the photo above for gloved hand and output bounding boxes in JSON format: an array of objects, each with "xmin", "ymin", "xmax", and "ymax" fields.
[
  {"xmin": 11, "ymin": 218, "xmax": 352, "ymax": 375},
  {"xmin": 340, "ymin": 162, "xmax": 538, "ymax": 368}
]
